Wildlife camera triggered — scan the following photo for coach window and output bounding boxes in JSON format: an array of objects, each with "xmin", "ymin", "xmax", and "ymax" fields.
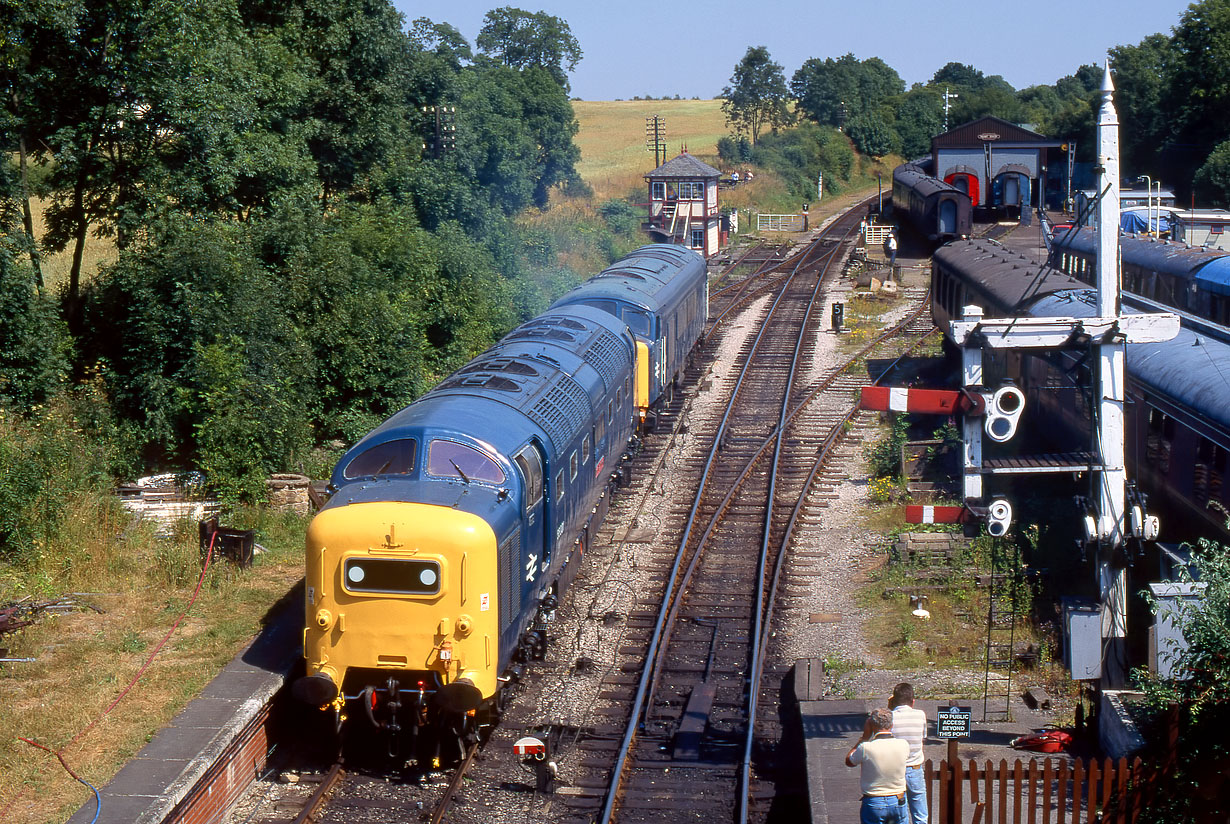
[
  {"xmin": 343, "ymin": 438, "xmax": 416, "ymax": 480},
  {"xmin": 513, "ymin": 446, "xmax": 544, "ymax": 510},
  {"xmin": 582, "ymin": 434, "xmax": 591, "ymax": 464},
  {"xmin": 569, "ymin": 451, "xmax": 578, "ymax": 481},
  {"xmin": 555, "ymin": 470, "xmax": 565, "ymax": 502},
  {"xmin": 427, "ymin": 440, "xmax": 505, "ymax": 484}
]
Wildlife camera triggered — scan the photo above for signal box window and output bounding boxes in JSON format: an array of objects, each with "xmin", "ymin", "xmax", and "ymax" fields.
[
  {"xmin": 427, "ymin": 440, "xmax": 505, "ymax": 484},
  {"xmin": 691, "ymin": 229, "xmax": 704, "ymax": 249},
  {"xmin": 343, "ymin": 438, "xmax": 416, "ymax": 480},
  {"xmin": 652, "ymin": 182, "xmax": 665, "ymax": 201}
]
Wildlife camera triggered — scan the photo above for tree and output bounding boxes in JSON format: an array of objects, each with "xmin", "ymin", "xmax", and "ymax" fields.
[
  {"xmin": 721, "ymin": 46, "xmax": 793, "ymax": 145},
  {"xmin": 791, "ymin": 53, "xmax": 903, "ymax": 128},
  {"xmin": 1160, "ymin": 0, "xmax": 1230, "ymax": 194},
  {"xmin": 892, "ymin": 88, "xmax": 942, "ymax": 159},
  {"xmin": 475, "ymin": 6, "xmax": 581, "ymax": 91},
  {"xmin": 1111, "ymin": 34, "xmax": 1175, "ymax": 175},
  {"xmin": 1193, "ymin": 140, "xmax": 1230, "ymax": 207},
  {"xmin": 846, "ymin": 111, "xmax": 895, "ymax": 157}
]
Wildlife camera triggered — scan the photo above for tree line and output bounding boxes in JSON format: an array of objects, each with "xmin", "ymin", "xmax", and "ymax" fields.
[
  {"xmin": 719, "ymin": 0, "xmax": 1230, "ymax": 206},
  {"xmin": 0, "ymin": 2, "xmax": 617, "ymax": 548}
]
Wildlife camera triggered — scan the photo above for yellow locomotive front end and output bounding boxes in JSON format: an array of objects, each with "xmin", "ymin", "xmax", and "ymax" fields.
[{"xmin": 295, "ymin": 499, "xmax": 501, "ymax": 744}]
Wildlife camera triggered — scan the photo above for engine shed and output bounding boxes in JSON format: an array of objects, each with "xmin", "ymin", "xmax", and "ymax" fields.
[
  {"xmin": 930, "ymin": 116, "xmax": 1068, "ymax": 218},
  {"xmin": 643, "ymin": 151, "xmax": 723, "ymax": 257}
]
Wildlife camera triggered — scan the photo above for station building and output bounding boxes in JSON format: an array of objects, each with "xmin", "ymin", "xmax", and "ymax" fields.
[
  {"xmin": 930, "ymin": 116, "xmax": 1068, "ymax": 217},
  {"xmin": 643, "ymin": 151, "xmax": 723, "ymax": 257}
]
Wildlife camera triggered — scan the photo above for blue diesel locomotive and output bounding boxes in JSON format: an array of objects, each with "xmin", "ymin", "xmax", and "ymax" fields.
[{"xmin": 293, "ymin": 245, "xmax": 707, "ymax": 759}]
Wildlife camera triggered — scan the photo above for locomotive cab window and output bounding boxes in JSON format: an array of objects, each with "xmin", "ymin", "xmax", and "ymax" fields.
[
  {"xmin": 623, "ymin": 308, "xmax": 651, "ymax": 337},
  {"xmin": 513, "ymin": 446, "xmax": 544, "ymax": 509},
  {"xmin": 427, "ymin": 440, "xmax": 505, "ymax": 484},
  {"xmin": 342, "ymin": 438, "xmax": 417, "ymax": 480}
]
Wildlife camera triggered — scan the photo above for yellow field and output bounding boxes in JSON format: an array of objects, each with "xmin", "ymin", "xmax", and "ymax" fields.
[{"xmin": 572, "ymin": 99, "xmax": 729, "ymax": 200}]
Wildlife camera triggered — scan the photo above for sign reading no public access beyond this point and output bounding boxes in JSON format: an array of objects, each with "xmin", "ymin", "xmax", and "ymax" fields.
[{"xmin": 935, "ymin": 706, "xmax": 972, "ymax": 739}]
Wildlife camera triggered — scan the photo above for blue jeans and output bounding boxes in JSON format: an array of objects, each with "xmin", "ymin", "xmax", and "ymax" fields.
[
  {"xmin": 905, "ymin": 765, "xmax": 928, "ymax": 824},
  {"xmin": 860, "ymin": 793, "xmax": 907, "ymax": 824}
]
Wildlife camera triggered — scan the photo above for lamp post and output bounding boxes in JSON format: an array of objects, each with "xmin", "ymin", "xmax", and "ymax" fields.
[{"xmin": 1137, "ymin": 175, "xmax": 1154, "ymax": 237}]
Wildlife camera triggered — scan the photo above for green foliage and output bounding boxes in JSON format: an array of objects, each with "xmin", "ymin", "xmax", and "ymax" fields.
[
  {"xmin": 1131, "ymin": 538, "xmax": 1230, "ymax": 822},
  {"xmin": 0, "ymin": 390, "xmax": 116, "ymax": 561},
  {"xmin": 747, "ymin": 122, "xmax": 854, "ymax": 202},
  {"xmin": 846, "ymin": 111, "xmax": 896, "ymax": 158},
  {"xmin": 717, "ymin": 134, "xmax": 752, "ymax": 163},
  {"xmin": 720, "ymin": 46, "xmax": 793, "ymax": 145},
  {"xmin": 1193, "ymin": 139, "xmax": 1230, "ymax": 207},
  {"xmin": 892, "ymin": 88, "xmax": 943, "ymax": 159},
  {"xmin": 864, "ymin": 413, "xmax": 909, "ymax": 479},
  {"xmin": 0, "ymin": 238, "xmax": 68, "ymax": 411},
  {"xmin": 791, "ymin": 53, "xmax": 904, "ymax": 128},
  {"xmin": 476, "ymin": 6, "xmax": 582, "ymax": 92}
]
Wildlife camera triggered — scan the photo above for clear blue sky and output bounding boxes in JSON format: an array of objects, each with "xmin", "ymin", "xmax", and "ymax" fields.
[{"xmin": 392, "ymin": 0, "xmax": 1193, "ymax": 99}]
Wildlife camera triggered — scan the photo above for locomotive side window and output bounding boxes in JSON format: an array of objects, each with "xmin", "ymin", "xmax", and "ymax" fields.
[
  {"xmin": 427, "ymin": 440, "xmax": 505, "ymax": 484},
  {"xmin": 607, "ymin": 400, "xmax": 614, "ymax": 423},
  {"xmin": 342, "ymin": 438, "xmax": 417, "ymax": 480},
  {"xmin": 616, "ymin": 388, "xmax": 622, "ymax": 409},
  {"xmin": 595, "ymin": 417, "xmax": 605, "ymax": 445},
  {"xmin": 581, "ymin": 434, "xmax": 591, "ymax": 465},
  {"xmin": 569, "ymin": 451, "xmax": 578, "ymax": 480},
  {"xmin": 513, "ymin": 446, "xmax": 544, "ymax": 509},
  {"xmin": 555, "ymin": 470, "xmax": 565, "ymax": 502}
]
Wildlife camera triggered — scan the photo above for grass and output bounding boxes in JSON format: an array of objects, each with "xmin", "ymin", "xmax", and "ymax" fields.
[
  {"xmin": 0, "ymin": 502, "xmax": 308, "ymax": 824},
  {"xmin": 572, "ymin": 99, "xmax": 729, "ymax": 200},
  {"xmin": 25, "ymin": 194, "xmax": 116, "ymax": 296}
]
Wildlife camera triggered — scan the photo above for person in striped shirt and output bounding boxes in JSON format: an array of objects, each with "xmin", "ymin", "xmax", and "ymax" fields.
[{"xmin": 890, "ymin": 682, "xmax": 928, "ymax": 824}]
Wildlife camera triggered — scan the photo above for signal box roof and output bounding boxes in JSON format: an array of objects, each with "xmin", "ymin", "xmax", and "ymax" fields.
[{"xmin": 646, "ymin": 152, "xmax": 721, "ymax": 180}]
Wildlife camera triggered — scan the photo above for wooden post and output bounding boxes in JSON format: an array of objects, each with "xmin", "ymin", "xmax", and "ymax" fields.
[{"xmin": 948, "ymin": 739, "xmax": 960, "ymax": 824}]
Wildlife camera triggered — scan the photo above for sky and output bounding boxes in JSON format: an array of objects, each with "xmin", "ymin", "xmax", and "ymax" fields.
[{"xmin": 392, "ymin": 0, "xmax": 1194, "ymax": 99}]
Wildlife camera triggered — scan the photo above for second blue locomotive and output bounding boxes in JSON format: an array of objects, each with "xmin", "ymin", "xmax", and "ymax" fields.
[{"xmin": 293, "ymin": 245, "xmax": 707, "ymax": 760}]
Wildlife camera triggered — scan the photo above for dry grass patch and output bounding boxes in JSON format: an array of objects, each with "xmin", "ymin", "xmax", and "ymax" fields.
[{"xmin": 0, "ymin": 505, "xmax": 307, "ymax": 824}]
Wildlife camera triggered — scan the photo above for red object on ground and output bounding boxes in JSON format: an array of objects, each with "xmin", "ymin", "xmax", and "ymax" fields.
[{"xmin": 1010, "ymin": 730, "xmax": 1073, "ymax": 753}]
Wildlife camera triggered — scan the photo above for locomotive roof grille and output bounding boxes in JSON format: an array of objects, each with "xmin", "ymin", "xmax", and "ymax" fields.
[
  {"xmin": 583, "ymin": 330, "xmax": 626, "ymax": 389},
  {"xmin": 529, "ymin": 377, "xmax": 590, "ymax": 450}
]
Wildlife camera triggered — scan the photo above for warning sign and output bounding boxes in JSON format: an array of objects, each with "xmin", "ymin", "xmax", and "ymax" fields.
[{"xmin": 935, "ymin": 706, "xmax": 972, "ymax": 739}]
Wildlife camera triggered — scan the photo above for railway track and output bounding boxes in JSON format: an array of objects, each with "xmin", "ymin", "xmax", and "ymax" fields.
[{"xmin": 524, "ymin": 211, "xmax": 936, "ymax": 824}]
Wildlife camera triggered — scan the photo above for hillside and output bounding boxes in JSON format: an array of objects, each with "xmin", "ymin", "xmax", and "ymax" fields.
[{"xmin": 572, "ymin": 99, "xmax": 727, "ymax": 200}]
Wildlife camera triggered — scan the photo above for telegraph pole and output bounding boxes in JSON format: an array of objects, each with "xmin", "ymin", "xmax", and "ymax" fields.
[{"xmin": 645, "ymin": 115, "xmax": 667, "ymax": 168}]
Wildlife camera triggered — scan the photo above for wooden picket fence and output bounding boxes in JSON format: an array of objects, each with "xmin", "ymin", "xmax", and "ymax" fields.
[{"xmin": 925, "ymin": 755, "xmax": 1150, "ymax": 824}]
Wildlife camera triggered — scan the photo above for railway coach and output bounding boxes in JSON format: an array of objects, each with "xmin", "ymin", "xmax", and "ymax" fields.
[
  {"xmin": 293, "ymin": 246, "xmax": 707, "ymax": 761},
  {"xmin": 932, "ymin": 238, "xmax": 1230, "ymax": 545},
  {"xmin": 892, "ymin": 162, "xmax": 973, "ymax": 243}
]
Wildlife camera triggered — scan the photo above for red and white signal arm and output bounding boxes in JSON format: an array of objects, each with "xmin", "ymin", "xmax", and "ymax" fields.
[
  {"xmin": 905, "ymin": 505, "xmax": 966, "ymax": 524},
  {"xmin": 859, "ymin": 387, "xmax": 985, "ymax": 416},
  {"xmin": 513, "ymin": 736, "xmax": 547, "ymax": 756}
]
